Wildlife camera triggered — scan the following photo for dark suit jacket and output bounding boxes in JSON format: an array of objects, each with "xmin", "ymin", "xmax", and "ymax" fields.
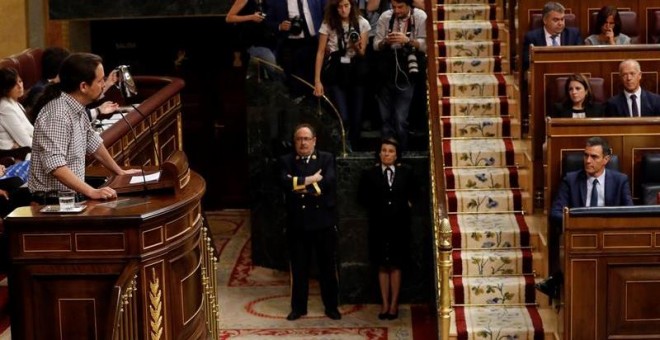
[
  {"xmin": 266, "ymin": 0, "xmax": 326, "ymax": 40},
  {"xmin": 550, "ymin": 169, "xmax": 633, "ymax": 227},
  {"xmin": 605, "ymin": 89, "xmax": 660, "ymax": 117},
  {"xmin": 357, "ymin": 162, "xmax": 416, "ymax": 265},
  {"xmin": 551, "ymin": 101, "xmax": 604, "ymax": 118},
  {"xmin": 279, "ymin": 150, "xmax": 337, "ymax": 232},
  {"xmin": 522, "ymin": 27, "xmax": 582, "ymax": 70}
]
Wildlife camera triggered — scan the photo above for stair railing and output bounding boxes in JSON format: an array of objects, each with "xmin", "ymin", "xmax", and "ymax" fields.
[
  {"xmin": 106, "ymin": 261, "xmax": 140, "ymax": 340},
  {"xmin": 423, "ymin": 0, "xmax": 452, "ymax": 337},
  {"xmin": 252, "ymin": 57, "xmax": 348, "ymax": 157}
]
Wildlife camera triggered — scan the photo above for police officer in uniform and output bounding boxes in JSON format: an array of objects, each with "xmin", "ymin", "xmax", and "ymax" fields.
[{"xmin": 278, "ymin": 123, "xmax": 341, "ymax": 321}]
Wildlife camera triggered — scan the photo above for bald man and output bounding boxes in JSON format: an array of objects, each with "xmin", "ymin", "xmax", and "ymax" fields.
[{"xmin": 606, "ymin": 59, "xmax": 660, "ymax": 117}]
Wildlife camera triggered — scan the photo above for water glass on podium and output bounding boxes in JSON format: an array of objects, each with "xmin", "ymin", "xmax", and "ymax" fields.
[{"xmin": 58, "ymin": 190, "xmax": 76, "ymax": 211}]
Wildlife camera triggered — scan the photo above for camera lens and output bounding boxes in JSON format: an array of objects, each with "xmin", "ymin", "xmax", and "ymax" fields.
[
  {"xmin": 348, "ymin": 29, "xmax": 360, "ymax": 43},
  {"xmin": 407, "ymin": 54, "xmax": 418, "ymax": 74}
]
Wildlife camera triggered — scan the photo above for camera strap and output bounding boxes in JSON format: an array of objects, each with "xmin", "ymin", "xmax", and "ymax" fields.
[
  {"xmin": 337, "ymin": 19, "xmax": 360, "ymax": 55},
  {"xmin": 296, "ymin": 0, "xmax": 312, "ymax": 38}
]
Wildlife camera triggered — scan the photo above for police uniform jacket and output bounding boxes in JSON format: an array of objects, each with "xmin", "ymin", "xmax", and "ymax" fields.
[{"xmin": 279, "ymin": 150, "xmax": 337, "ymax": 232}]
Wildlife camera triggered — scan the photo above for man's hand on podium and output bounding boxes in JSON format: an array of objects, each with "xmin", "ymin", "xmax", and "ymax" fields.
[
  {"xmin": 120, "ymin": 168, "xmax": 145, "ymax": 176},
  {"xmin": 89, "ymin": 187, "xmax": 118, "ymax": 200}
]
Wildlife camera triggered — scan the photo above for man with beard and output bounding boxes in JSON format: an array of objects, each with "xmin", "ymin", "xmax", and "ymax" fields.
[
  {"xmin": 373, "ymin": 0, "xmax": 426, "ymax": 151},
  {"xmin": 28, "ymin": 53, "xmax": 141, "ymax": 203}
]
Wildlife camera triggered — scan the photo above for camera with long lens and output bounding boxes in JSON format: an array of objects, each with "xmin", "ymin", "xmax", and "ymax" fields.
[
  {"xmin": 404, "ymin": 33, "xmax": 418, "ymax": 75},
  {"xmin": 348, "ymin": 28, "xmax": 360, "ymax": 43},
  {"xmin": 289, "ymin": 16, "xmax": 304, "ymax": 36}
]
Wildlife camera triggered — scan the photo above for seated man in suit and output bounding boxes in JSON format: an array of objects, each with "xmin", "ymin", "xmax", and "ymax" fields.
[
  {"xmin": 605, "ymin": 59, "xmax": 660, "ymax": 117},
  {"xmin": 522, "ymin": 2, "xmax": 582, "ymax": 71},
  {"xmin": 538, "ymin": 136, "xmax": 633, "ymax": 299}
]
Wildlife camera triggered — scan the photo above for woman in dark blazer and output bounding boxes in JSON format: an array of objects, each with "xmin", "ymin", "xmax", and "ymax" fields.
[
  {"xmin": 552, "ymin": 73, "xmax": 604, "ymax": 118},
  {"xmin": 358, "ymin": 138, "xmax": 416, "ymax": 320}
]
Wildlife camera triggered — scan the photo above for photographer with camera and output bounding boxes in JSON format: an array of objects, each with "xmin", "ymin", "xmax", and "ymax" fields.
[
  {"xmin": 313, "ymin": 0, "xmax": 370, "ymax": 150},
  {"xmin": 266, "ymin": 0, "xmax": 326, "ymax": 98},
  {"xmin": 372, "ymin": 0, "xmax": 426, "ymax": 151}
]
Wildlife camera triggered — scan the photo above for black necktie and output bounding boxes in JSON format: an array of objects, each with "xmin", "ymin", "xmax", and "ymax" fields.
[
  {"xmin": 590, "ymin": 179, "xmax": 599, "ymax": 207},
  {"xmin": 630, "ymin": 94, "xmax": 639, "ymax": 117},
  {"xmin": 296, "ymin": 0, "xmax": 312, "ymax": 38},
  {"xmin": 385, "ymin": 167, "xmax": 393, "ymax": 186}
]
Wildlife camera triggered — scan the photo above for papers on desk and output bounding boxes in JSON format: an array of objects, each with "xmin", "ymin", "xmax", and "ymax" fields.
[{"xmin": 130, "ymin": 171, "xmax": 161, "ymax": 184}]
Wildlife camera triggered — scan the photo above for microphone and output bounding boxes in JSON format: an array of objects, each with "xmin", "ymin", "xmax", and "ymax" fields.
[{"xmin": 118, "ymin": 111, "xmax": 149, "ymax": 194}]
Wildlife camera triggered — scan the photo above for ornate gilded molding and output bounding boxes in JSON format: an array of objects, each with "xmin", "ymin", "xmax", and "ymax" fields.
[{"xmin": 149, "ymin": 268, "xmax": 163, "ymax": 340}]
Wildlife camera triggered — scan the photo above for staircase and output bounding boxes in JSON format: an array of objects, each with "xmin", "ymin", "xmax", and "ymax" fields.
[{"xmin": 430, "ymin": 0, "xmax": 556, "ymax": 338}]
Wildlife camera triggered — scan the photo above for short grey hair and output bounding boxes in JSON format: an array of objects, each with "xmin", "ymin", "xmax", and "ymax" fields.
[
  {"xmin": 619, "ymin": 59, "xmax": 641, "ymax": 73},
  {"xmin": 542, "ymin": 2, "xmax": 565, "ymax": 19}
]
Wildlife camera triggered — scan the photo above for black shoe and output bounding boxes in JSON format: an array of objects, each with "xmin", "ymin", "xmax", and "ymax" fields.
[
  {"xmin": 325, "ymin": 308, "xmax": 342, "ymax": 320},
  {"xmin": 378, "ymin": 312, "xmax": 388, "ymax": 320},
  {"xmin": 286, "ymin": 310, "xmax": 306, "ymax": 321},
  {"xmin": 535, "ymin": 275, "xmax": 560, "ymax": 299},
  {"xmin": 387, "ymin": 311, "xmax": 398, "ymax": 320}
]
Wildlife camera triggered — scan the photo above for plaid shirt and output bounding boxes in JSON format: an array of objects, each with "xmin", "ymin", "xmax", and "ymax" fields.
[{"xmin": 28, "ymin": 92, "xmax": 103, "ymax": 192}]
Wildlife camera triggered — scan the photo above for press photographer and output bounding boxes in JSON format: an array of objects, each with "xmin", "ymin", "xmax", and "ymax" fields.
[
  {"xmin": 266, "ymin": 0, "xmax": 326, "ymax": 97},
  {"xmin": 373, "ymin": 0, "xmax": 427, "ymax": 151},
  {"xmin": 313, "ymin": 0, "xmax": 370, "ymax": 151}
]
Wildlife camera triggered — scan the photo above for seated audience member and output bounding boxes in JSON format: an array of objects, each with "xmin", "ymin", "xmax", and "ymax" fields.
[
  {"xmin": 585, "ymin": 6, "xmax": 631, "ymax": 45},
  {"xmin": 23, "ymin": 47, "xmax": 70, "ymax": 116},
  {"xmin": 606, "ymin": 59, "xmax": 660, "ymax": 117},
  {"xmin": 538, "ymin": 136, "xmax": 633, "ymax": 299},
  {"xmin": 0, "ymin": 67, "xmax": 34, "ymax": 149},
  {"xmin": 24, "ymin": 47, "xmax": 120, "ymax": 123},
  {"xmin": 522, "ymin": 2, "xmax": 582, "ymax": 71},
  {"xmin": 551, "ymin": 74, "xmax": 604, "ymax": 118}
]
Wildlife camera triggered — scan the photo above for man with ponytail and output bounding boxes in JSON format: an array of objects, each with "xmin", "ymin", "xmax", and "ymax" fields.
[{"xmin": 28, "ymin": 53, "xmax": 141, "ymax": 203}]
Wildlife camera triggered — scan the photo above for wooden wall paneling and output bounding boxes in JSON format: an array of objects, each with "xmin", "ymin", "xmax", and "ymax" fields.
[
  {"xmin": 568, "ymin": 259, "xmax": 598, "ymax": 339},
  {"xmin": 564, "ymin": 211, "xmax": 660, "ymax": 339}
]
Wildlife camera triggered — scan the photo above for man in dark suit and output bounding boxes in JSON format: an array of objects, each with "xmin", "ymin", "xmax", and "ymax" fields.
[
  {"xmin": 266, "ymin": 0, "xmax": 326, "ymax": 97},
  {"xmin": 278, "ymin": 123, "xmax": 341, "ymax": 321},
  {"xmin": 539, "ymin": 136, "xmax": 633, "ymax": 299},
  {"xmin": 522, "ymin": 2, "xmax": 582, "ymax": 71},
  {"xmin": 605, "ymin": 59, "xmax": 660, "ymax": 117}
]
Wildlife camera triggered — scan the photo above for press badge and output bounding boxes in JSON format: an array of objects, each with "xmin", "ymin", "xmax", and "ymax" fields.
[{"xmin": 340, "ymin": 56, "xmax": 351, "ymax": 64}]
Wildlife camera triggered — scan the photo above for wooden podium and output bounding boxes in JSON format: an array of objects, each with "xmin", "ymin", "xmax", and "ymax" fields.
[
  {"xmin": 4, "ymin": 168, "xmax": 219, "ymax": 339},
  {"xmin": 563, "ymin": 206, "xmax": 660, "ymax": 340}
]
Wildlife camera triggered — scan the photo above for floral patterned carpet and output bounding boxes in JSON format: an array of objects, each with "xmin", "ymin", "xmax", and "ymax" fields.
[
  {"xmin": 434, "ymin": 0, "xmax": 547, "ymax": 338},
  {"xmin": 207, "ymin": 210, "xmax": 436, "ymax": 340}
]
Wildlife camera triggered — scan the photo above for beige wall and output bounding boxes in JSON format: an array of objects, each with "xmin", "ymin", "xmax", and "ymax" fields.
[{"xmin": 0, "ymin": 0, "xmax": 29, "ymax": 57}]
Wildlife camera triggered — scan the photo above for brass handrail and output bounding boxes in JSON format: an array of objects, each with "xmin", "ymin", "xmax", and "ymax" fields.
[{"xmin": 252, "ymin": 57, "xmax": 348, "ymax": 157}]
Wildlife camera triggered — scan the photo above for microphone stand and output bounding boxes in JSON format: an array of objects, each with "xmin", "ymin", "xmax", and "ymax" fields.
[
  {"xmin": 118, "ymin": 111, "xmax": 149, "ymax": 195},
  {"xmin": 130, "ymin": 104, "xmax": 161, "ymax": 163}
]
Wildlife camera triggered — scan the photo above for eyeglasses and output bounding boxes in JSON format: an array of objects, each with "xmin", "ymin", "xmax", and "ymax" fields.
[{"xmin": 295, "ymin": 137, "xmax": 314, "ymax": 142}]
